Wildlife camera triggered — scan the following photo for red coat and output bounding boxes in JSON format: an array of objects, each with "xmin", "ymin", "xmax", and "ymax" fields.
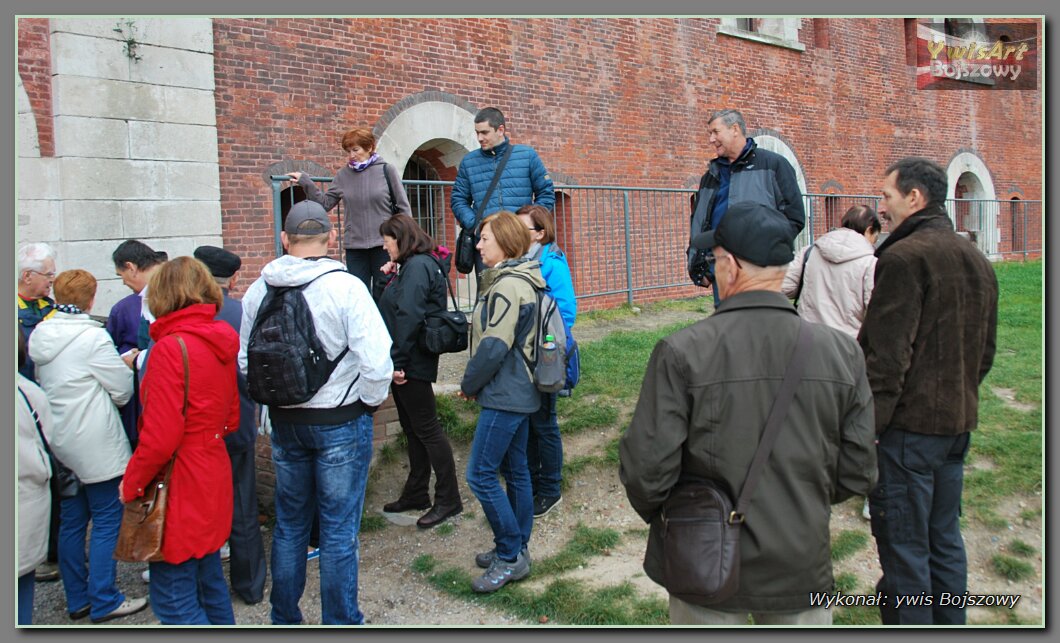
[{"xmin": 122, "ymin": 303, "xmax": 240, "ymax": 564}]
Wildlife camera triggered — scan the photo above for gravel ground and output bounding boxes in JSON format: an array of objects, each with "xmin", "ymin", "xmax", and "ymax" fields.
[{"xmin": 27, "ymin": 304, "xmax": 1043, "ymax": 626}]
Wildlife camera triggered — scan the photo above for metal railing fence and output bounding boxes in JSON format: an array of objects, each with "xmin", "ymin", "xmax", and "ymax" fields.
[{"xmin": 271, "ymin": 177, "xmax": 1041, "ymax": 311}]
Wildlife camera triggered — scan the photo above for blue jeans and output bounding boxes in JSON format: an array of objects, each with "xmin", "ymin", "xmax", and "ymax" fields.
[
  {"xmin": 269, "ymin": 414, "xmax": 373, "ymax": 625},
  {"xmin": 148, "ymin": 551, "xmax": 235, "ymax": 624},
  {"xmin": 466, "ymin": 408, "xmax": 533, "ymax": 561},
  {"xmin": 527, "ymin": 391, "xmax": 563, "ymax": 499},
  {"xmin": 18, "ymin": 572, "xmax": 34, "ymax": 625},
  {"xmin": 870, "ymin": 429, "xmax": 971, "ymax": 625},
  {"xmin": 58, "ymin": 476, "xmax": 125, "ymax": 620}
]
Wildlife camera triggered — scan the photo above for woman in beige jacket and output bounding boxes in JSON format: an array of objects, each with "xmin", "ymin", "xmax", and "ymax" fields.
[{"xmin": 782, "ymin": 205, "xmax": 882, "ymax": 338}]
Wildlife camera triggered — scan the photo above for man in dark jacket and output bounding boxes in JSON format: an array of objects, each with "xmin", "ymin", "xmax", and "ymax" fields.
[
  {"xmin": 621, "ymin": 202, "xmax": 876, "ymax": 625},
  {"xmin": 687, "ymin": 109, "xmax": 805, "ymax": 305},
  {"xmin": 194, "ymin": 245, "xmax": 267, "ymax": 605},
  {"xmin": 859, "ymin": 157, "xmax": 998, "ymax": 625},
  {"xmin": 451, "ymin": 107, "xmax": 554, "ymax": 273}
]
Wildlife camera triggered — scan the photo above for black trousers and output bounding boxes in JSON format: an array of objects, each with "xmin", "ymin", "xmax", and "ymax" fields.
[
  {"xmin": 227, "ymin": 447, "xmax": 267, "ymax": 604},
  {"xmin": 345, "ymin": 247, "xmax": 390, "ymax": 300},
  {"xmin": 391, "ymin": 378, "xmax": 461, "ymax": 507}
]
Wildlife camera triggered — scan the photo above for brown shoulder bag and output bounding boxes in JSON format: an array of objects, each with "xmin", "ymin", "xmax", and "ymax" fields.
[{"xmin": 113, "ymin": 336, "xmax": 189, "ymax": 563}]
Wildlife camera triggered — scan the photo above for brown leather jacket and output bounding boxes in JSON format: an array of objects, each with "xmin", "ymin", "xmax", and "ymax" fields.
[{"xmin": 858, "ymin": 206, "xmax": 998, "ymax": 435}]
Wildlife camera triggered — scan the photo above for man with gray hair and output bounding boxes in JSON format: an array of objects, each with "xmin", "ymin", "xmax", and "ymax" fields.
[
  {"xmin": 688, "ymin": 109, "xmax": 805, "ymax": 305},
  {"xmin": 16, "ymin": 241, "xmax": 60, "ymax": 583},
  {"xmin": 17, "ymin": 242, "xmax": 58, "ymax": 382}
]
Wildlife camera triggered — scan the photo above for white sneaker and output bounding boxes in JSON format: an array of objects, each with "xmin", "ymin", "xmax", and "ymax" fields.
[
  {"xmin": 91, "ymin": 596, "xmax": 149, "ymax": 623},
  {"xmin": 862, "ymin": 499, "xmax": 872, "ymax": 521},
  {"xmin": 141, "ymin": 569, "xmax": 150, "ymax": 583},
  {"xmin": 219, "ymin": 541, "xmax": 231, "ymax": 561}
]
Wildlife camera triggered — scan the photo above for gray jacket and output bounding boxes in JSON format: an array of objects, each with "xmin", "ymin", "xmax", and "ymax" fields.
[
  {"xmin": 298, "ymin": 158, "xmax": 411, "ymax": 250},
  {"xmin": 619, "ymin": 290, "xmax": 876, "ymax": 613}
]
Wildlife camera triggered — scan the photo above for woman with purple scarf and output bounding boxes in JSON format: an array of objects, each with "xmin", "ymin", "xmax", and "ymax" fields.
[{"xmin": 288, "ymin": 127, "xmax": 412, "ymax": 298}]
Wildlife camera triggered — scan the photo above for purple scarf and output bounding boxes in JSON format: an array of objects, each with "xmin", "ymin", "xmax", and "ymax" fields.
[{"xmin": 349, "ymin": 152, "xmax": 380, "ymax": 172}]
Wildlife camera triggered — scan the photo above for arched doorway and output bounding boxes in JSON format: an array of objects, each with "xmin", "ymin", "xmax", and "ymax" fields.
[{"xmin": 946, "ymin": 152, "xmax": 998, "ymax": 256}]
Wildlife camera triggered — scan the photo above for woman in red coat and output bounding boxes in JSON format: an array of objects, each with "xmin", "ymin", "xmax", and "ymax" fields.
[{"xmin": 119, "ymin": 256, "xmax": 240, "ymax": 625}]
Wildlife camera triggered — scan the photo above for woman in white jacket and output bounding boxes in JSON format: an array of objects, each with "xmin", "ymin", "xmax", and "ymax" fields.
[
  {"xmin": 28, "ymin": 269, "xmax": 147, "ymax": 623},
  {"xmin": 17, "ymin": 329, "xmax": 52, "ymax": 625},
  {"xmin": 782, "ymin": 205, "xmax": 882, "ymax": 338}
]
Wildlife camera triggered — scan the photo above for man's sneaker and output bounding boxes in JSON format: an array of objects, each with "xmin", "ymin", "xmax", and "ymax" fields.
[
  {"xmin": 533, "ymin": 495, "xmax": 562, "ymax": 518},
  {"xmin": 219, "ymin": 541, "xmax": 231, "ymax": 561},
  {"xmin": 90, "ymin": 596, "xmax": 149, "ymax": 623},
  {"xmin": 475, "ymin": 545, "xmax": 530, "ymax": 569},
  {"xmin": 471, "ymin": 551, "xmax": 530, "ymax": 593},
  {"xmin": 862, "ymin": 498, "xmax": 872, "ymax": 521},
  {"xmin": 307, "ymin": 547, "xmax": 320, "ymax": 561},
  {"xmin": 141, "ymin": 569, "xmax": 150, "ymax": 583}
]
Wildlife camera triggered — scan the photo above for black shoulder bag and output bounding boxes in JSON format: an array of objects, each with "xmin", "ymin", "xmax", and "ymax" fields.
[
  {"xmin": 454, "ymin": 144, "xmax": 513, "ymax": 274},
  {"xmin": 380, "ymin": 162, "xmax": 401, "ymax": 215},
  {"xmin": 420, "ymin": 258, "xmax": 470, "ymax": 354},
  {"xmin": 18, "ymin": 386, "xmax": 82, "ymax": 499},
  {"xmin": 658, "ymin": 321, "xmax": 814, "ymax": 606},
  {"xmin": 792, "ymin": 245, "xmax": 814, "ymax": 308}
]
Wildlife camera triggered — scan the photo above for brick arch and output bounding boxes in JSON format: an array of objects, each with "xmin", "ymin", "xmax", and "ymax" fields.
[
  {"xmin": 946, "ymin": 150, "xmax": 999, "ymax": 256},
  {"xmin": 749, "ymin": 128, "xmax": 809, "ymax": 245}
]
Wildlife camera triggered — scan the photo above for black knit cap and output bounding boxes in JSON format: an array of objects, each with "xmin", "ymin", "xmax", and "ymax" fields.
[
  {"xmin": 193, "ymin": 245, "xmax": 242, "ymax": 278},
  {"xmin": 691, "ymin": 202, "xmax": 795, "ymax": 266}
]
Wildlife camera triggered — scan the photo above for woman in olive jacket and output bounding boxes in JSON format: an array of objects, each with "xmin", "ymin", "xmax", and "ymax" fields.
[{"xmin": 376, "ymin": 214, "xmax": 462, "ymax": 529}]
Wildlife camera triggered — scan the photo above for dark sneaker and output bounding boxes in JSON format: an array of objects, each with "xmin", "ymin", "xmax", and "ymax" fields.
[
  {"xmin": 475, "ymin": 545, "xmax": 530, "ymax": 569},
  {"xmin": 91, "ymin": 597, "xmax": 149, "ymax": 623},
  {"xmin": 68, "ymin": 605, "xmax": 90, "ymax": 621},
  {"xmin": 471, "ymin": 551, "xmax": 530, "ymax": 593},
  {"xmin": 35, "ymin": 562, "xmax": 60, "ymax": 582},
  {"xmin": 533, "ymin": 495, "xmax": 562, "ymax": 518}
]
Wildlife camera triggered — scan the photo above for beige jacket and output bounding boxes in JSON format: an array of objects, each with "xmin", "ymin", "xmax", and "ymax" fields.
[
  {"xmin": 17, "ymin": 374, "xmax": 52, "ymax": 577},
  {"xmin": 782, "ymin": 227, "xmax": 877, "ymax": 338}
]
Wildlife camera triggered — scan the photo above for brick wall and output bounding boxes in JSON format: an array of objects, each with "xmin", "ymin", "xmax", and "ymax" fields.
[
  {"xmin": 17, "ymin": 18, "xmax": 53, "ymax": 157},
  {"xmin": 211, "ymin": 17, "xmax": 1041, "ymax": 308}
]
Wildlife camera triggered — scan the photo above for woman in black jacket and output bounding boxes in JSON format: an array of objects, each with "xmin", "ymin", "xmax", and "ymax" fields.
[{"xmin": 376, "ymin": 214, "xmax": 462, "ymax": 529}]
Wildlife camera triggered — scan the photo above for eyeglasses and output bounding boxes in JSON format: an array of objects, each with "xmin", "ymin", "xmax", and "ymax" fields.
[
  {"xmin": 525, "ymin": 225, "xmax": 542, "ymax": 232},
  {"xmin": 29, "ymin": 270, "xmax": 56, "ymax": 279}
]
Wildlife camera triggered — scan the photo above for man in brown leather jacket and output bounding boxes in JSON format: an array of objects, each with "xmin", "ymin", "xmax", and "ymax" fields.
[
  {"xmin": 859, "ymin": 157, "xmax": 998, "ymax": 625},
  {"xmin": 620, "ymin": 202, "xmax": 876, "ymax": 625}
]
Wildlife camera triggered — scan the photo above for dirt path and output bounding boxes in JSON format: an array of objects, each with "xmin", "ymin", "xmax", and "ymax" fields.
[{"xmin": 29, "ymin": 303, "xmax": 1042, "ymax": 626}]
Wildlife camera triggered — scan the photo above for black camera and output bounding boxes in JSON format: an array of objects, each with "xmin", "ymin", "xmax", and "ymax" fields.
[{"xmin": 688, "ymin": 248, "xmax": 715, "ymax": 288}]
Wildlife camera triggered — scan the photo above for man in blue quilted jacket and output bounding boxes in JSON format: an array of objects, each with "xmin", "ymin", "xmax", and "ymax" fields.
[{"xmin": 451, "ymin": 107, "xmax": 554, "ymax": 274}]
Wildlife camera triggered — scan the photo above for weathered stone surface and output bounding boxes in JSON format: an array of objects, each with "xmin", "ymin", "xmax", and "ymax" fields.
[
  {"xmin": 55, "ymin": 116, "xmax": 129, "ymax": 159},
  {"xmin": 129, "ymin": 121, "xmax": 218, "ymax": 163}
]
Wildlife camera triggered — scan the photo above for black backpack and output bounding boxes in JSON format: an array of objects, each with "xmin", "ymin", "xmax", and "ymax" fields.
[{"xmin": 247, "ymin": 269, "xmax": 350, "ymax": 406}]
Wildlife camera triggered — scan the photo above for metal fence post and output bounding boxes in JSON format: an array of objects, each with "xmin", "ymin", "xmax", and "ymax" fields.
[{"xmin": 623, "ymin": 190, "xmax": 634, "ymax": 306}]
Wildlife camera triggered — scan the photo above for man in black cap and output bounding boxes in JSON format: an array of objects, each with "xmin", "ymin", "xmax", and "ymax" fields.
[
  {"xmin": 193, "ymin": 245, "xmax": 267, "ymax": 605},
  {"xmin": 619, "ymin": 202, "xmax": 876, "ymax": 625}
]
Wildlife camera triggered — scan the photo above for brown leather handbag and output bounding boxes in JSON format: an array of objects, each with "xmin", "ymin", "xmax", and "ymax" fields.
[
  {"xmin": 659, "ymin": 321, "xmax": 814, "ymax": 606},
  {"xmin": 113, "ymin": 336, "xmax": 189, "ymax": 563}
]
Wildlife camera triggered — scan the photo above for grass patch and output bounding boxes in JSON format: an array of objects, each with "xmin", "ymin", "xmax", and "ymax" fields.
[
  {"xmin": 833, "ymin": 606, "xmax": 882, "ymax": 625},
  {"xmin": 412, "ymin": 525, "xmax": 664, "ymax": 625},
  {"xmin": 991, "ymin": 554, "xmax": 1035, "ymax": 581},
  {"xmin": 360, "ymin": 512, "xmax": 387, "ymax": 533},
  {"xmin": 436, "ymin": 393, "xmax": 479, "ymax": 443},
  {"xmin": 1008, "ymin": 539, "xmax": 1037, "ymax": 557},
  {"xmin": 831, "ymin": 530, "xmax": 870, "ymax": 562},
  {"xmin": 834, "ymin": 572, "xmax": 858, "ymax": 593},
  {"xmin": 962, "ymin": 260, "xmax": 1043, "ymax": 525},
  {"xmin": 435, "ymin": 522, "xmax": 455, "ymax": 536},
  {"xmin": 557, "ymin": 398, "xmax": 620, "ymax": 433},
  {"xmin": 377, "ymin": 441, "xmax": 399, "ymax": 465},
  {"xmin": 576, "ymin": 322, "xmax": 695, "ymax": 399},
  {"xmin": 1019, "ymin": 507, "xmax": 1041, "ymax": 522}
]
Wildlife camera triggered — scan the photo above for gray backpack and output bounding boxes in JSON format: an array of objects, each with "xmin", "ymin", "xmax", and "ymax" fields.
[{"xmin": 503, "ymin": 272, "xmax": 568, "ymax": 393}]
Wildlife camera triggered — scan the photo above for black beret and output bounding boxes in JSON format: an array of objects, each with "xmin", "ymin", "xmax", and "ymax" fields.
[{"xmin": 193, "ymin": 246, "xmax": 242, "ymax": 278}]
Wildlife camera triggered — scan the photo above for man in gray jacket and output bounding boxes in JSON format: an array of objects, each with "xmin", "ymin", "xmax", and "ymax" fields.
[{"xmin": 620, "ymin": 202, "xmax": 876, "ymax": 625}]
